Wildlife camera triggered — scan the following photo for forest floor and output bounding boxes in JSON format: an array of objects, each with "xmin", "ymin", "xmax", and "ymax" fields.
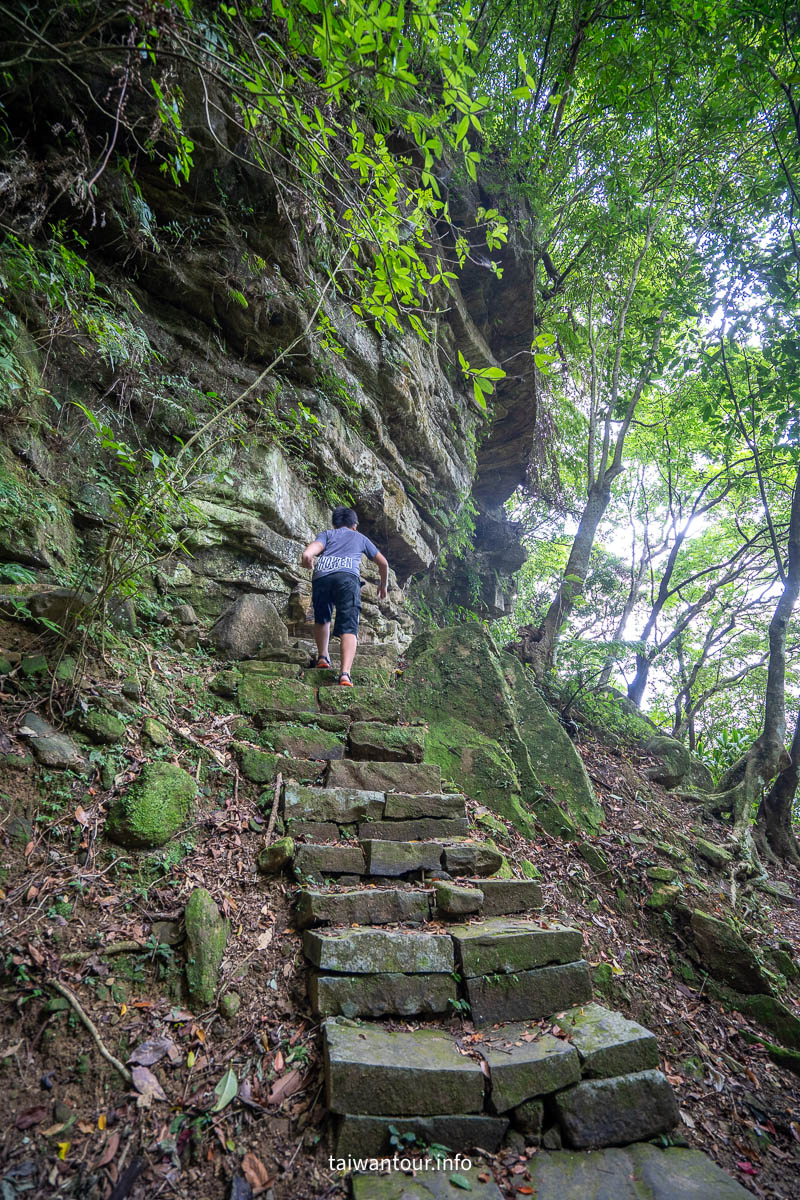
[{"xmin": 1, "ymin": 623, "xmax": 799, "ymax": 1200}]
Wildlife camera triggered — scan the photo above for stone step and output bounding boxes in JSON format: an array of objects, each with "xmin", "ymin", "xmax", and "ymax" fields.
[
  {"xmin": 352, "ymin": 1164, "xmax": 503, "ymax": 1199},
  {"xmin": 525, "ymin": 1144, "xmax": 755, "ymax": 1200},
  {"xmin": 305, "ymin": 665, "xmax": 395, "ymax": 688},
  {"xmin": 476, "ymin": 1023, "xmax": 581, "ymax": 1113},
  {"xmin": 293, "ymin": 837, "xmax": 507, "ymax": 881},
  {"xmin": 327, "ymin": 758, "xmax": 442, "ymax": 793},
  {"xmin": 294, "ymin": 887, "xmax": 432, "ymax": 929},
  {"xmin": 554, "ymin": 1068, "xmax": 679, "ymax": 1148},
  {"xmin": 239, "ymin": 675, "xmax": 317, "ymax": 716},
  {"xmin": 295, "ymin": 638, "xmax": 397, "ymax": 667},
  {"xmin": 558, "ymin": 1002, "xmax": 659, "ymax": 1078},
  {"xmin": 469, "ymin": 877, "xmax": 543, "ymax": 915},
  {"xmin": 309, "ymin": 970, "xmax": 456, "ymax": 1018},
  {"xmin": 294, "ymin": 843, "xmax": 367, "ymax": 879},
  {"xmin": 287, "ymin": 816, "xmax": 470, "ymax": 842},
  {"xmin": 257, "ymin": 722, "xmax": 347, "ymax": 761},
  {"xmin": 348, "ymin": 721, "xmax": 425, "ymax": 763},
  {"xmin": 235, "ymin": 745, "xmax": 325, "ymax": 786},
  {"xmin": 324, "ymin": 1019, "xmax": 485, "ymax": 1116},
  {"xmin": 360, "ymin": 839, "xmax": 445, "ymax": 877},
  {"xmin": 318, "ymin": 685, "xmax": 404, "ymax": 723},
  {"xmin": 338, "ymin": 1114, "xmax": 508, "ymax": 1159},
  {"xmin": 450, "ymin": 917, "xmax": 583, "ymax": 976},
  {"xmin": 465, "ymin": 960, "xmax": 592, "ymax": 1025},
  {"xmin": 304, "ymin": 927, "xmax": 454, "ymax": 974},
  {"xmin": 284, "ymin": 781, "xmax": 466, "ymax": 823}
]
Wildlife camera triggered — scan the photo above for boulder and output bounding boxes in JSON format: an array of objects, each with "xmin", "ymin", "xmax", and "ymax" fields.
[
  {"xmin": 184, "ymin": 888, "xmax": 228, "ymax": 1010},
  {"xmin": 210, "ymin": 593, "xmax": 288, "ymax": 659},
  {"xmin": 645, "ymin": 735, "xmax": 714, "ymax": 791},
  {"xmin": 689, "ymin": 910, "xmax": 771, "ymax": 994},
  {"xmin": 400, "ymin": 625, "xmax": 603, "ymax": 837},
  {"xmin": 105, "ymin": 762, "xmax": 197, "ymax": 848}
]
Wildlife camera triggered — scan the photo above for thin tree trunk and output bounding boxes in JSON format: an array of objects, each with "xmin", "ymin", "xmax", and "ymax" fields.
[
  {"xmin": 533, "ymin": 479, "xmax": 613, "ymax": 671},
  {"xmin": 758, "ymin": 705, "xmax": 800, "ymax": 863}
]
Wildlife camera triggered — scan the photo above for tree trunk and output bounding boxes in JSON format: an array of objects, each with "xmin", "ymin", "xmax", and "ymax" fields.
[
  {"xmin": 532, "ymin": 479, "xmax": 612, "ymax": 674},
  {"xmin": 709, "ymin": 473, "xmax": 800, "ymax": 859},
  {"xmin": 628, "ymin": 651, "xmax": 651, "ymax": 707},
  {"xmin": 757, "ymin": 706, "xmax": 800, "ymax": 864}
]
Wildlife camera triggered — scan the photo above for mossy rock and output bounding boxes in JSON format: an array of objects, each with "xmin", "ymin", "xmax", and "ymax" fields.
[
  {"xmin": 81, "ymin": 710, "xmax": 126, "ymax": 744},
  {"xmin": 400, "ymin": 625, "xmax": 602, "ymax": 838},
  {"xmin": 239, "ymin": 675, "xmax": 317, "ymax": 715},
  {"xmin": 184, "ymin": 888, "xmax": 228, "ymax": 1010},
  {"xmin": 689, "ymin": 911, "xmax": 771, "ymax": 994},
  {"xmin": 106, "ymin": 762, "xmax": 197, "ymax": 849},
  {"xmin": 142, "ymin": 717, "xmax": 170, "ymax": 747},
  {"xmin": 736, "ymin": 994, "xmax": 800, "ymax": 1050}
]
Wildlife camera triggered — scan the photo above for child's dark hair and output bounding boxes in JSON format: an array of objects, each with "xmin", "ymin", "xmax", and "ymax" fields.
[{"xmin": 331, "ymin": 506, "xmax": 358, "ymax": 529}]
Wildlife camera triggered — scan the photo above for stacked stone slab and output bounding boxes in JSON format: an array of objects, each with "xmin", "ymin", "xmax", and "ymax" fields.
[{"xmin": 248, "ymin": 650, "xmax": 684, "ymax": 1172}]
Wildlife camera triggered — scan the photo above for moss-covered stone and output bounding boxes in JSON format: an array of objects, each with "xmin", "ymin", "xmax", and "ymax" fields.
[
  {"xmin": 81, "ymin": 710, "xmax": 126, "ymax": 744},
  {"xmin": 689, "ymin": 910, "xmax": 771, "ymax": 994},
  {"xmin": 348, "ymin": 722, "xmax": 425, "ymax": 763},
  {"xmin": 737, "ymin": 994, "xmax": 800, "ymax": 1049},
  {"xmin": 695, "ymin": 838, "xmax": 733, "ymax": 869},
  {"xmin": 218, "ymin": 991, "xmax": 241, "ymax": 1019},
  {"xmin": 304, "ymin": 927, "xmax": 453, "ymax": 974},
  {"xmin": 647, "ymin": 866, "xmax": 678, "ymax": 883},
  {"xmin": 465, "ymin": 961, "xmax": 592, "ymax": 1025},
  {"xmin": 234, "ymin": 743, "xmax": 324, "ymax": 785},
  {"xmin": 259, "ymin": 722, "xmax": 346, "ymax": 761},
  {"xmin": 577, "ymin": 841, "xmax": 610, "ymax": 874},
  {"xmin": 554, "ymin": 1069, "xmax": 679, "ymax": 1148},
  {"xmin": 184, "ymin": 888, "xmax": 228, "ymax": 1010},
  {"xmin": 210, "ymin": 669, "xmax": 240, "ymax": 697},
  {"xmin": 450, "ymin": 918, "xmax": 582, "ymax": 976},
  {"xmin": 400, "ymin": 626, "xmax": 603, "ymax": 837},
  {"xmin": 238, "ymin": 675, "xmax": 316, "ymax": 715},
  {"xmin": 558, "ymin": 1002, "xmax": 659, "ymax": 1078},
  {"xmin": 257, "ymin": 836, "xmax": 294, "ymax": 874},
  {"xmin": 478, "ymin": 1028, "xmax": 581, "ymax": 1112},
  {"xmin": 54, "ymin": 655, "xmax": 77, "ymax": 683},
  {"xmin": 646, "ymin": 885, "xmax": 682, "ymax": 911},
  {"xmin": 434, "ymin": 881, "xmax": 483, "ymax": 916},
  {"xmin": 106, "ymin": 762, "xmax": 197, "ymax": 849},
  {"xmin": 318, "ymin": 685, "xmax": 404, "ymax": 723},
  {"xmin": 142, "ymin": 717, "xmax": 170, "ymax": 747},
  {"xmin": 20, "ymin": 653, "xmax": 48, "ymax": 677}
]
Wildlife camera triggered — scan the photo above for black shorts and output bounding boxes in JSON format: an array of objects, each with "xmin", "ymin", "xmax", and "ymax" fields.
[{"xmin": 312, "ymin": 571, "xmax": 362, "ymax": 636}]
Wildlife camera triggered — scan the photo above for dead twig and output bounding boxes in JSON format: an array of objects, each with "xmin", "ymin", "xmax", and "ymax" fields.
[
  {"xmin": 47, "ymin": 978, "xmax": 132, "ymax": 1083},
  {"xmin": 61, "ymin": 938, "xmax": 148, "ymax": 964},
  {"xmin": 265, "ymin": 771, "xmax": 283, "ymax": 844}
]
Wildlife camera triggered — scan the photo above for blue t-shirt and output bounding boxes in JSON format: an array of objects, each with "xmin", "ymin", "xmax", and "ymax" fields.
[{"xmin": 313, "ymin": 528, "xmax": 378, "ymax": 578}]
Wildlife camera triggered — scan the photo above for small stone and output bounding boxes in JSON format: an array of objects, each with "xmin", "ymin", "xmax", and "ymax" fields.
[
  {"xmin": 646, "ymin": 885, "xmax": 682, "ymax": 911},
  {"xmin": 442, "ymin": 842, "xmax": 504, "ymax": 877},
  {"xmin": 513, "ymin": 1098, "xmax": 544, "ymax": 1138},
  {"xmin": 184, "ymin": 888, "xmax": 228, "ymax": 1011},
  {"xmin": 142, "ymin": 717, "xmax": 170, "ymax": 747},
  {"xmin": 434, "ymin": 881, "xmax": 484, "ymax": 916},
  {"xmin": 80, "ymin": 710, "xmax": 126, "ymax": 744},
  {"xmin": 554, "ymin": 1069, "xmax": 679, "ymax": 1148},
  {"xmin": 695, "ymin": 838, "xmax": 733, "ymax": 869},
  {"xmin": 218, "ymin": 992, "xmax": 241, "ymax": 1020},
  {"xmin": 383, "ymin": 792, "xmax": 466, "ymax": 819},
  {"xmin": 358, "ymin": 817, "xmax": 469, "ymax": 841},
  {"xmin": 647, "ymin": 866, "xmax": 678, "ymax": 883},
  {"xmin": 121, "ymin": 677, "xmax": 142, "ymax": 701},
  {"xmin": 21, "ymin": 653, "xmax": 48, "ymax": 677},
  {"xmin": 210, "ymin": 592, "xmax": 288, "ymax": 659},
  {"xmin": 337, "ymin": 1115, "xmax": 508, "ymax": 1159},
  {"xmin": 151, "ymin": 920, "xmax": 183, "ymax": 946},
  {"xmin": 257, "ymin": 836, "xmax": 294, "ymax": 874}
]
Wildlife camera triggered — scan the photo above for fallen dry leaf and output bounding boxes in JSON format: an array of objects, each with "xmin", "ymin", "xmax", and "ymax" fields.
[
  {"xmin": 267, "ymin": 1068, "xmax": 303, "ymax": 1106},
  {"xmin": 241, "ymin": 1151, "xmax": 271, "ymax": 1194},
  {"xmin": 131, "ymin": 1065, "xmax": 168, "ymax": 1106},
  {"xmin": 15, "ymin": 1106, "xmax": 48, "ymax": 1130},
  {"xmin": 96, "ymin": 1130, "xmax": 121, "ymax": 1168},
  {"xmin": 129, "ymin": 1036, "xmax": 178, "ymax": 1067}
]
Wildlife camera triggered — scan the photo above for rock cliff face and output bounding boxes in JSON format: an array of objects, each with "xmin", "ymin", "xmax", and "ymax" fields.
[{"xmin": 1, "ymin": 69, "xmax": 538, "ymax": 642}]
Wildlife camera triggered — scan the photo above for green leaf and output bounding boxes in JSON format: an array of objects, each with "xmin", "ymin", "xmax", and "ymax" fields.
[
  {"xmin": 449, "ymin": 1175, "xmax": 472, "ymax": 1191},
  {"xmin": 211, "ymin": 1068, "xmax": 238, "ymax": 1113}
]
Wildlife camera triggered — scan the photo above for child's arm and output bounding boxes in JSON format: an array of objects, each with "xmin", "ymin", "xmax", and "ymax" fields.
[
  {"xmin": 301, "ymin": 539, "xmax": 325, "ymax": 569},
  {"xmin": 374, "ymin": 551, "xmax": 389, "ymax": 600}
]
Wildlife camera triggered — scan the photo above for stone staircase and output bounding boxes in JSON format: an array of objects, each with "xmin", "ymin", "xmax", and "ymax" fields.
[{"xmin": 241, "ymin": 647, "xmax": 752, "ymax": 1198}]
